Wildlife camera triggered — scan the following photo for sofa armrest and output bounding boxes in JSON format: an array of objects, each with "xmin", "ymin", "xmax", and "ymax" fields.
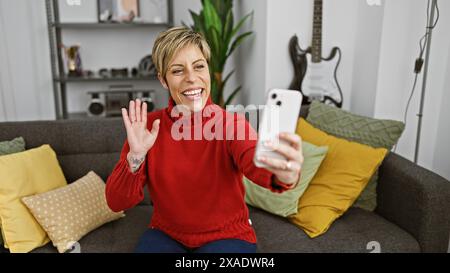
[{"xmin": 376, "ymin": 152, "xmax": 450, "ymax": 252}]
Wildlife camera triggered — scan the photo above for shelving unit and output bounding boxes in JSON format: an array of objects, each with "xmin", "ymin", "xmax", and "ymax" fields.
[
  {"xmin": 54, "ymin": 75, "xmax": 158, "ymax": 83},
  {"xmin": 53, "ymin": 22, "xmax": 170, "ymax": 28},
  {"xmin": 45, "ymin": 0, "xmax": 173, "ymax": 119}
]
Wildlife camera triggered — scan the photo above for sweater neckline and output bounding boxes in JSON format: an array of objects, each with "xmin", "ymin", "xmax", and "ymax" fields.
[{"xmin": 165, "ymin": 95, "xmax": 221, "ymax": 125}]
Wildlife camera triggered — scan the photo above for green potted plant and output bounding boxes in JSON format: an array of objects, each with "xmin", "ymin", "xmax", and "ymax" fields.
[{"xmin": 187, "ymin": 0, "xmax": 253, "ymax": 107}]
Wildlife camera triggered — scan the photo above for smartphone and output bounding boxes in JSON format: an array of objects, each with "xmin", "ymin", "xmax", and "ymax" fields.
[{"xmin": 254, "ymin": 89, "xmax": 303, "ymax": 168}]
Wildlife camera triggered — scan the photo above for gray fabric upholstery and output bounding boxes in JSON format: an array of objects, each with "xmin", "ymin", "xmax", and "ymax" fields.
[
  {"xmin": 0, "ymin": 118, "xmax": 153, "ymax": 206},
  {"xmin": 30, "ymin": 205, "xmax": 152, "ymax": 253},
  {"xmin": 377, "ymin": 152, "xmax": 450, "ymax": 252},
  {"xmin": 250, "ymin": 206, "xmax": 419, "ymax": 253},
  {"xmin": 0, "ymin": 118, "xmax": 123, "ymax": 152},
  {"xmin": 0, "ymin": 118, "xmax": 125, "ymax": 182},
  {"xmin": 1, "ymin": 106, "xmax": 449, "ymax": 253},
  {"xmin": 29, "ymin": 205, "xmax": 419, "ymax": 253}
]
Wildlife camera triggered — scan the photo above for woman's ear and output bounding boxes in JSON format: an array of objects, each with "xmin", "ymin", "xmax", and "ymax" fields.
[{"xmin": 158, "ymin": 73, "xmax": 168, "ymax": 90}]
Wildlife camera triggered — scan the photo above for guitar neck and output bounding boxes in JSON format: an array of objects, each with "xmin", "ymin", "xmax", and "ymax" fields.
[{"xmin": 311, "ymin": 0, "xmax": 323, "ymax": 63}]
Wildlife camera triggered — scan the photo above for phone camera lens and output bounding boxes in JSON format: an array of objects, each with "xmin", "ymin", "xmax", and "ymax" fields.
[
  {"xmin": 271, "ymin": 93, "xmax": 277, "ymax": 99},
  {"xmin": 276, "ymin": 101, "xmax": 282, "ymax": 106}
]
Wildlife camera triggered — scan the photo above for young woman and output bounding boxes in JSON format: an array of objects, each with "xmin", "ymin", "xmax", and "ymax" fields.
[{"xmin": 105, "ymin": 26, "xmax": 304, "ymax": 253}]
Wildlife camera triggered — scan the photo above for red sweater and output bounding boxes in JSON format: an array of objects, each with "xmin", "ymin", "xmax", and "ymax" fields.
[{"xmin": 105, "ymin": 96, "xmax": 292, "ymax": 248}]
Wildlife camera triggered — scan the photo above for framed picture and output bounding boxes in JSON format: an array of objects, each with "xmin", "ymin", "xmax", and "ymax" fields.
[
  {"xmin": 98, "ymin": 0, "xmax": 140, "ymax": 23},
  {"xmin": 140, "ymin": 0, "xmax": 168, "ymax": 23}
]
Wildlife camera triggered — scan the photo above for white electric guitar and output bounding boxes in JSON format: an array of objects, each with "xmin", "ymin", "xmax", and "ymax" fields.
[{"xmin": 301, "ymin": 0, "xmax": 343, "ymax": 107}]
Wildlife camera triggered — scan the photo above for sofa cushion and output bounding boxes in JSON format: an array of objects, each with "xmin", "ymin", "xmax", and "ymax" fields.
[
  {"xmin": 0, "ymin": 136, "xmax": 25, "ymax": 155},
  {"xmin": 30, "ymin": 204, "xmax": 420, "ymax": 253},
  {"xmin": 0, "ymin": 145, "xmax": 67, "ymax": 253},
  {"xmin": 0, "ymin": 119, "xmax": 153, "ymax": 207},
  {"xmin": 306, "ymin": 101, "xmax": 405, "ymax": 211},
  {"xmin": 0, "ymin": 118, "xmax": 125, "ymax": 183},
  {"xmin": 290, "ymin": 119, "xmax": 388, "ymax": 238},
  {"xmin": 0, "ymin": 136, "xmax": 26, "ymax": 249},
  {"xmin": 31, "ymin": 205, "xmax": 152, "ymax": 253},
  {"xmin": 57, "ymin": 153, "xmax": 120, "ymax": 183},
  {"xmin": 22, "ymin": 171, "xmax": 125, "ymax": 253},
  {"xmin": 244, "ymin": 141, "xmax": 328, "ymax": 217},
  {"xmin": 249, "ymin": 206, "xmax": 420, "ymax": 253}
]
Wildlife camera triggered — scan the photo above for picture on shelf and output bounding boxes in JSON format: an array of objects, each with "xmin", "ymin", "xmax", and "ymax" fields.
[
  {"xmin": 143, "ymin": 0, "xmax": 168, "ymax": 23},
  {"xmin": 98, "ymin": 0, "xmax": 140, "ymax": 23}
]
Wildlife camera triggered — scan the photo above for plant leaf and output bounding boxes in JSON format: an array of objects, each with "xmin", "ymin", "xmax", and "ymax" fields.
[
  {"xmin": 230, "ymin": 11, "xmax": 253, "ymax": 39},
  {"xmin": 223, "ymin": 9, "xmax": 234, "ymax": 46},
  {"xmin": 227, "ymin": 31, "xmax": 253, "ymax": 57},
  {"xmin": 203, "ymin": 0, "xmax": 222, "ymax": 35},
  {"xmin": 210, "ymin": 78, "xmax": 219, "ymax": 104},
  {"xmin": 225, "ymin": 86, "xmax": 242, "ymax": 106},
  {"xmin": 189, "ymin": 10, "xmax": 204, "ymax": 33},
  {"xmin": 210, "ymin": 0, "xmax": 232, "ymax": 23},
  {"xmin": 208, "ymin": 26, "xmax": 221, "ymax": 56},
  {"xmin": 222, "ymin": 69, "xmax": 235, "ymax": 87}
]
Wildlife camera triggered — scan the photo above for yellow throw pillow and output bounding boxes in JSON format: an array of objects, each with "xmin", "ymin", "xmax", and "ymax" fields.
[
  {"xmin": 288, "ymin": 119, "xmax": 388, "ymax": 238},
  {"xmin": 22, "ymin": 171, "xmax": 125, "ymax": 253},
  {"xmin": 0, "ymin": 144, "xmax": 67, "ymax": 252}
]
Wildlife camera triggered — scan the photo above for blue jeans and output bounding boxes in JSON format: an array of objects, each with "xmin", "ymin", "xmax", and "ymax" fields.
[{"xmin": 134, "ymin": 228, "xmax": 257, "ymax": 253}]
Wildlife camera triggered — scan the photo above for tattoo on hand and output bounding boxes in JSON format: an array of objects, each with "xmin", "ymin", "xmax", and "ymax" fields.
[{"xmin": 128, "ymin": 154, "xmax": 145, "ymax": 173}]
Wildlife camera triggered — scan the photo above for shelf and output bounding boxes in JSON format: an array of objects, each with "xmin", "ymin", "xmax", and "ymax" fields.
[
  {"xmin": 52, "ymin": 22, "xmax": 171, "ymax": 29},
  {"xmin": 66, "ymin": 112, "xmax": 119, "ymax": 120},
  {"xmin": 67, "ymin": 112, "xmax": 91, "ymax": 120},
  {"xmin": 54, "ymin": 75, "xmax": 158, "ymax": 83},
  {"xmin": 46, "ymin": 0, "xmax": 173, "ymax": 120},
  {"xmin": 67, "ymin": 111, "xmax": 160, "ymax": 120}
]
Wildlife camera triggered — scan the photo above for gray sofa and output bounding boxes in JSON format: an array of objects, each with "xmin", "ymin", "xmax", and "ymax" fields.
[{"xmin": 1, "ymin": 106, "xmax": 449, "ymax": 253}]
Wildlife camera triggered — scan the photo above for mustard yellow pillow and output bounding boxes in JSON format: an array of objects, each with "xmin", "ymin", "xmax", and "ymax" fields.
[
  {"xmin": 288, "ymin": 119, "xmax": 388, "ymax": 238},
  {"xmin": 22, "ymin": 171, "xmax": 125, "ymax": 253},
  {"xmin": 0, "ymin": 144, "xmax": 67, "ymax": 252}
]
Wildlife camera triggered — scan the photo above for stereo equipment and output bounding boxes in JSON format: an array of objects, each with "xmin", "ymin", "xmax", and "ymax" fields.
[{"xmin": 87, "ymin": 86, "xmax": 156, "ymax": 118}]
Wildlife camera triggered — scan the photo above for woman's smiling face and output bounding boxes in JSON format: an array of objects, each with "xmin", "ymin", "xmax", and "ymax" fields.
[{"xmin": 158, "ymin": 44, "xmax": 211, "ymax": 112}]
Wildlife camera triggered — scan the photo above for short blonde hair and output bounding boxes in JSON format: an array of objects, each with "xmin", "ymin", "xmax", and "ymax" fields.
[{"xmin": 152, "ymin": 26, "xmax": 211, "ymax": 79}]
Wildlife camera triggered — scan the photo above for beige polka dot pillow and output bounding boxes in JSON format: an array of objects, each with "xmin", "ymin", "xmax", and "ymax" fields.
[{"xmin": 22, "ymin": 171, "xmax": 125, "ymax": 253}]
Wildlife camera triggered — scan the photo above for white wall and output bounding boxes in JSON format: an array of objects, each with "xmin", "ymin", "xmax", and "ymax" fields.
[
  {"xmin": 266, "ymin": 0, "xmax": 359, "ymax": 110},
  {"xmin": 350, "ymin": 0, "xmax": 385, "ymax": 117},
  {"xmin": 235, "ymin": 0, "xmax": 268, "ymax": 107},
  {"xmin": 172, "ymin": 0, "xmax": 201, "ymax": 25},
  {"xmin": 265, "ymin": 0, "xmax": 311, "ymax": 103},
  {"xmin": 433, "ymin": 43, "xmax": 450, "ymax": 180},
  {"xmin": 0, "ymin": 10, "xmax": 13, "ymax": 121},
  {"xmin": 374, "ymin": 0, "xmax": 450, "ymax": 177},
  {"xmin": 0, "ymin": 0, "xmax": 54, "ymax": 121}
]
